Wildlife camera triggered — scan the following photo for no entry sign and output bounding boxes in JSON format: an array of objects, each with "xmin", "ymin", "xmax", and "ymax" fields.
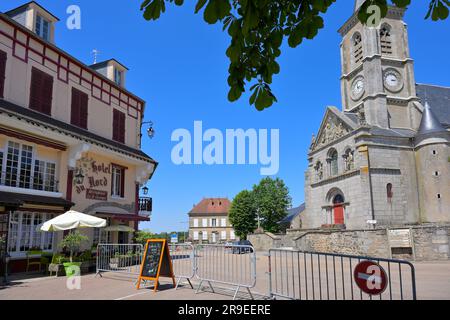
[{"xmin": 354, "ymin": 261, "xmax": 388, "ymax": 295}]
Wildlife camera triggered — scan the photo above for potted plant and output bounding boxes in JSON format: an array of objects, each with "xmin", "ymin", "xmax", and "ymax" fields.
[{"xmin": 59, "ymin": 231, "xmax": 89, "ymax": 275}]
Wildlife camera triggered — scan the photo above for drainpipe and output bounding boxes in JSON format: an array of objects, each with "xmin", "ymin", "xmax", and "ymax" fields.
[{"xmin": 366, "ymin": 145, "xmax": 376, "ymax": 222}]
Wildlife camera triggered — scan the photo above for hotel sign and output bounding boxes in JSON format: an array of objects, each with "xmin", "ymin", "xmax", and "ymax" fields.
[{"xmin": 86, "ymin": 189, "xmax": 108, "ymax": 201}]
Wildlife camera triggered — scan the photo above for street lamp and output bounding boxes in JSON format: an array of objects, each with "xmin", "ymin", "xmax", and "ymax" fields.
[
  {"xmin": 142, "ymin": 185, "xmax": 149, "ymax": 195},
  {"xmin": 74, "ymin": 168, "xmax": 84, "ymax": 185},
  {"xmin": 142, "ymin": 121, "xmax": 155, "ymax": 139}
]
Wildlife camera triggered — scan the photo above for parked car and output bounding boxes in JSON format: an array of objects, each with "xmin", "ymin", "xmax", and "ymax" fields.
[{"xmin": 231, "ymin": 240, "xmax": 254, "ymax": 254}]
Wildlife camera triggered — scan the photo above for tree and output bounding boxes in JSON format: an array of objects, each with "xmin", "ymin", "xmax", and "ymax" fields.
[
  {"xmin": 229, "ymin": 190, "xmax": 258, "ymax": 239},
  {"xmin": 140, "ymin": 0, "xmax": 449, "ymax": 110},
  {"xmin": 252, "ymin": 177, "xmax": 292, "ymax": 233},
  {"xmin": 59, "ymin": 231, "xmax": 89, "ymax": 262}
]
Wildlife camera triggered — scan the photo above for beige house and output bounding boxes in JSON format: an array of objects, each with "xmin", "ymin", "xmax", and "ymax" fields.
[
  {"xmin": 188, "ymin": 198, "xmax": 238, "ymax": 244},
  {"xmin": 0, "ymin": 1, "xmax": 157, "ymax": 273}
]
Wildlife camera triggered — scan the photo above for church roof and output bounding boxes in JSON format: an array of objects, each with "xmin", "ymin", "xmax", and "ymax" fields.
[
  {"xmin": 416, "ymin": 84, "xmax": 450, "ymax": 128},
  {"xmin": 417, "ymin": 102, "xmax": 447, "ymax": 136},
  {"xmin": 280, "ymin": 204, "xmax": 306, "ymax": 224}
]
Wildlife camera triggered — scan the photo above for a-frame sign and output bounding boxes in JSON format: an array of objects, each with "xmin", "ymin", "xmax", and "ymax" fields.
[{"xmin": 136, "ymin": 239, "xmax": 176, "ymax": 292}]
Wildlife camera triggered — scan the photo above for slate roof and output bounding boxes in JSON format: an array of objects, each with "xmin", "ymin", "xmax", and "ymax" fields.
[
  {"xmin": 416, "ymin": 84, "xmax": 450, "ymax": 128},
  {"xmin": 417, "ymin": 102, "xmax": 447, "ymax": 136},
  {"xmin": 280, "ymin": 203, "xmax": 306, "ymax": 224},
  {"xmin": 0, "ymin": 99, "xmax": 157, "ymax": 165},
  {"xmin": 188, "ymin": 198, "xmax": 231, "ymax": 216}
]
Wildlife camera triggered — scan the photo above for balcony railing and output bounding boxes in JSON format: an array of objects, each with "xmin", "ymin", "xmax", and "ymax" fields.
[
  {"xmin": 138, "ymin": 197, "xmax": 152, "ymax": 213},
  {"xmin": 0, "ymin": 171, "xmax": 59, "ymax": 193}
]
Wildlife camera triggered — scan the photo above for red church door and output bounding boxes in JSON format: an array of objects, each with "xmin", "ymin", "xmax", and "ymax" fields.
[
  {"xmin": 333, "ymin": 194, "xmax": 345, "ymax": 225},
  {"xmin": 333, "ymin": 205, "xmax": 344, "ymax": 225}
]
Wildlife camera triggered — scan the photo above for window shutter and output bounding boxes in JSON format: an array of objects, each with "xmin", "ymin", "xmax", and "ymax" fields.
[
  {"xmin": 113, "ymin": 110, "xmax": 125, "ymax": 143},
  {"xmin": 120, "ymin": 168, "xmax": 125, "ymax": 198},
  {"xmin": 71, "ymin": 88, "xmax": 88, "ymax": 129},
  {"xmin": 29, "ymin": 68, "xmax": 53, "ymax": 115},
  {"xmin": 71, "ymin": 89, "xmax": 80, "ymax": 126},
  {"xmin": 0, "ymin": 51, "xmax": 6, "ymax": 99}
]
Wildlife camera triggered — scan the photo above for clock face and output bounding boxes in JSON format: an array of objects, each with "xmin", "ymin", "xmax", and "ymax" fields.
[
  {"xmin": 383, "ymin": 69, "xmax": 403, "ymax": 92},
  {"xmin": 351, "ymin": 77, "xmax": 365, "ymax": 100}
]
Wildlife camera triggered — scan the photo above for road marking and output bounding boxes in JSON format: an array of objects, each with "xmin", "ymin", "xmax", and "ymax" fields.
[{"xmin": 115, "ymin": 291, "xmax": 150, "ymax": 300}]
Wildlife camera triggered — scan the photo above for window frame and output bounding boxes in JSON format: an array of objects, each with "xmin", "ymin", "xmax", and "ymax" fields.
[
  {"xmin": 7, "ymin": 212, "xmax": 55, "ymax": 257},
  {"xmin": 111, "ymin": 164, "xmax": 125, "ymax": 198},
  {"xmin": 35, "ymin": 15, "xmax": 50, "ymax": 41},
  {"xmin": 1, "ymin": 140, "xmax": 58, "ymax": 192}
]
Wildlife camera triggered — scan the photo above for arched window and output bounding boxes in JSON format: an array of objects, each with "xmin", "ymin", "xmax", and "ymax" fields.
[
  {"xmin": 328, "ymin": 149, "xmax": 339, "ymax": 176},
  {"xmin": 387, "ymin": 183, "xmax": 393, "ymax": 202},
  {"xmin": 353, "ymin": 32, "xmax": 363, "ymax": 64},
  {"xmin": 380, "ymin": 24, "xmax": 392, "ymax": 55}
]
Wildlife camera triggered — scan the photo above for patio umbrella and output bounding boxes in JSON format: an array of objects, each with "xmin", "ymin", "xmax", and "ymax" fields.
[{"xmin": 38, "ymin": 210, "xmax": 107, "ymax": 232}]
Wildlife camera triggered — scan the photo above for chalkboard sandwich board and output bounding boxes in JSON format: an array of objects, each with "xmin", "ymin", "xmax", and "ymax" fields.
[{"xmin": 136, "ymin": 239, "xmax": 175, "ymax": 292}]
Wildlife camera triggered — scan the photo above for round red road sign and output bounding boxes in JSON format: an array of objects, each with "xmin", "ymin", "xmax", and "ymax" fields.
[{"xmin": 353, "ymin": 260, "xmax": 388, "ymax": 295}]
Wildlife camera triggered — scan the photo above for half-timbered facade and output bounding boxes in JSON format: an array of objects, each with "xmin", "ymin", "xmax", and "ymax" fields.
[{"xmin": 0, "ymin": 1, "xmax": 157, "ymax": 273}]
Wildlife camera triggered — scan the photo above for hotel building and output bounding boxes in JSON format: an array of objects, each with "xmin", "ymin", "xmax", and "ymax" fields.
[{"xmin": 0, "ymin": 1, "xmax": 157, "ymax": 273}]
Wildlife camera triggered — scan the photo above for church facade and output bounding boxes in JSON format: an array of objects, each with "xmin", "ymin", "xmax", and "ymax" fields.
[{"xmin": 300, "ymin": 2, "xmax": 449, "ymax": 231}]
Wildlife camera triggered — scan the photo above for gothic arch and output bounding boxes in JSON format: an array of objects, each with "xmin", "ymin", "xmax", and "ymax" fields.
[
  {"xmin": 380, "ymin": 23, "xmax": 393, "ymax": 55},
  {"xmin": 326, "ymin": 187, "xmax": 345, "ymax": 204}
]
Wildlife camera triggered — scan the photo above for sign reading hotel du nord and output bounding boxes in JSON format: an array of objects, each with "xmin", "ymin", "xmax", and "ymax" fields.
[{"xmin": 75, "ymin": 156, "xmax": 112, "ymax": 200}]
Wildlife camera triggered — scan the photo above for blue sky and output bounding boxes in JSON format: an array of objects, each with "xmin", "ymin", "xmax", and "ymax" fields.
[{"xmin": 2, "ymin": 1, "xmax": 449, "ymax": 233}]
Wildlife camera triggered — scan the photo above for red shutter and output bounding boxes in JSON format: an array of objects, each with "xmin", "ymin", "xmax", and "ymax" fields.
[
  {"xmin": 113, "ymin": 109, "xmax": 125, "ymax": 143},
  {"xmin": 29, "ymin": 67, "xmax": 53, "ymax": 115},
  {"xmin": 79, "ymin": 91, "xmax": 88, "ymax": 129},
  {"xmin": 71, "ymin": 89, "xmax": 80, "ymax": 126},
  {"xmin": 0, "ymin": 51, "xmax": 6, "ymax": 99},
  {"xmin": 71, "ymin": 88, "xmax": 88, "ymax": 129}
]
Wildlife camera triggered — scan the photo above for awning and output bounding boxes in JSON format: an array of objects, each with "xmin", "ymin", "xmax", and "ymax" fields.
[
  {"xmin": 103, "ymin": 225, "xmax": 135, "ymax": 232},
  {"xmin": 96, "ymin": 212, "xmax": 150, "ymax": 222},
  {"xmin": 0, "ymin": 191, "xmax": 74, "ymax": 210}
]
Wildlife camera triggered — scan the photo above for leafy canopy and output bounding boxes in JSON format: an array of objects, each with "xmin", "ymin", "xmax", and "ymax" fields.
[
  {"xmin": 252, "ymin": 177, "xmax": 292, "ymax": 233},
  {"xmin": 229, "ymin": 190, "xmax": 258, "ymax": 240},
  {"xmin": 140, "ymin": 0, "xmax": 448, "ymax": 111}
]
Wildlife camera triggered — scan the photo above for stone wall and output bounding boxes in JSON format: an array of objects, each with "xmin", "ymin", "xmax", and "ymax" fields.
[{"xmin": 249, "ymin": 224, "xmax": 450, "ymax": 261}]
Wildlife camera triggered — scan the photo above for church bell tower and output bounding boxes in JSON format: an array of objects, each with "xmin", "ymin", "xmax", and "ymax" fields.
[{"xmin": 338, "ymin": 1, "xmax": 422, "ymax": 130}]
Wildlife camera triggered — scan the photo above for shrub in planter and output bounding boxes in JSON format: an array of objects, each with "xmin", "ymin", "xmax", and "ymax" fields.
[{"xmin": 59, "ymin": 231, "xmax": 89, "ymax": 275}]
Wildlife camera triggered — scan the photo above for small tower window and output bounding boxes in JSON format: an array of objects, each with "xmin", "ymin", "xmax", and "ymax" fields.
[
  {"xmin": 380, "ymin": 25, "xmax": 392, "ymax": 55},
  {"xmin": 432, "ymin": 150, "xmax": 437, "ymax": 155},
  {"xmin": 437, "ymin": 194, "xmax": 441, "ymax": 199},
  {"xmin": 353, "ymin": 33, "xmax": 363, "ymax": 64},
  {"xmin": 434, "ymin": 171, "xmax": 440, "ymax": 177},
  {"xmin": 387, "ymin": 183, "xmax": 393, "ymax": 202}
]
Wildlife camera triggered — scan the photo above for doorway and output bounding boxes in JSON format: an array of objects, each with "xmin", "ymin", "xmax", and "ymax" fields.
[{"xmin": 333, "ymin": 194, "xmax": 345, "ymax": 225}]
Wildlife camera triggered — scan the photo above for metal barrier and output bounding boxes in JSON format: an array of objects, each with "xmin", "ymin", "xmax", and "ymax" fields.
[
  {"xmin": 195, "ymin": 244, "xmax": 257, "ymax": 300},
  {"xmin": 169, "ymin": 243, "xmax": 196, "ymax": 289},
  {"xmin": 96, "ymin": 244, "xmax": 144, "ymax": 278},
  {"xmin": 268, "ymin": 249, "xmax": 417, "ymax": 300}
]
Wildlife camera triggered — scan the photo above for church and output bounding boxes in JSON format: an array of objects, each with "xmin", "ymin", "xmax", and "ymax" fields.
[{"xmin": 299, "ymin": 1, "xmax": 449, "ymax": 231}]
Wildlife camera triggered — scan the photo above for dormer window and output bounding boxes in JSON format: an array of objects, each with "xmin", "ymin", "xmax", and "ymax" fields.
[
  {"xmin": 35, "ymin": 15, "xmax": 50, "ymax": 41},
  {"xmin": 114, "ymin": 68, "xmax": 123, "ymax": 86}
]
